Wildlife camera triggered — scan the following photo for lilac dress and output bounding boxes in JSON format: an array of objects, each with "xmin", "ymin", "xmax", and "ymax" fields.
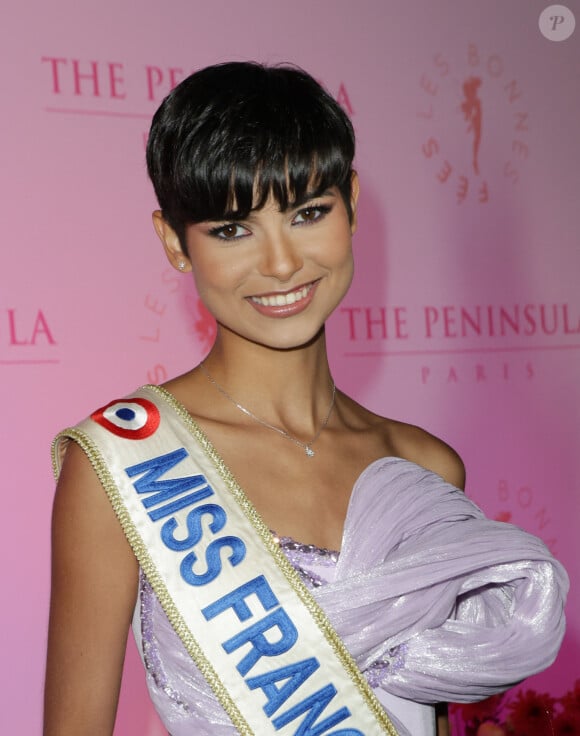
[{"xmin": 131, "ymin": 458, "xmax": 568, "ymax": 736}]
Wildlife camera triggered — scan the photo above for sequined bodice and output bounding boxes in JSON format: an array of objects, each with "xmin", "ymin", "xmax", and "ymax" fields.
[{"xmin": 272, "ymin": 534, "xmax": 339, "ymax": 588}]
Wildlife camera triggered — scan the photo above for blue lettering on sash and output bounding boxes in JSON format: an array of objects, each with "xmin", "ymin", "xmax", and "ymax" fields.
[
  {"xmin": 125, "ymin": 448, "xmax": 212, "ymax": 521},
  {"xmin": 161, "ymin": 503, "xmax": 227, "ymax": 550},
  {"xmin": 202, "ymin": 575, "xmax": 279, "ymax": 621},
  {"xmin": 223, "ymin": 607, "xmax": 298, "ymax": 676},
  {"xmin": 181, "ymin": 536, "xmax": 246, "ymax": 586},
  {"xmin": 202, "ymin": 577, "xmax": 365, "ymax": 734},
  {"xmin": 246, "ymin": 658, "xmax": 320, "ymax": 716},
  {"xmin": 147, "ymin": 486, "xmax": 214, "ymax": 522},
  {"xmin": 124, "ymin": 448, "xmax": 246, "ymax": 584},
  {"xmin": 273, "ymin": 684, "xmax": 360, "ymax": 735},
  {"xmin": 125, "ymin": 452, "xmax": 366, "ymax": 735},
  {"xmin": 203, "ymin": 577, "xmax": 297, "ymax": 675}
]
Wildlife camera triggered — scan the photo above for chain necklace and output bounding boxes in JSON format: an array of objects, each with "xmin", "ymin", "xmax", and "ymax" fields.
[{"xmin": 199, "ymin": 361, "xmax": 336, "ymax": 457}]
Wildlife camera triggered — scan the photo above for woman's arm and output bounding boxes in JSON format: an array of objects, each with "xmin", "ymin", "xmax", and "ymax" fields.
[{"xmin": 44, "ymin": 441, "xmax": 139, "ymax": 736}]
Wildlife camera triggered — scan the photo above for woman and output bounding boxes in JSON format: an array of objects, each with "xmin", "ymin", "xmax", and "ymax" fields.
[{"xmin": 44, "ymin": 62, "xmax": 567, "ymax": 736}]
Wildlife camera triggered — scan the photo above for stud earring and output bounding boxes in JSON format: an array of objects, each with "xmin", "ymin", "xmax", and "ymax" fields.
[{"xmin": 178, "ymin": 260, "xmax": 186, "ymax": 271}]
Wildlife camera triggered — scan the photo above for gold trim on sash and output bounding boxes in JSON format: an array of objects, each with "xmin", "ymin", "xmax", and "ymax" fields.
[{"xmin": 52, "ymin": 385, "xmax": 400, "ymax": 736}]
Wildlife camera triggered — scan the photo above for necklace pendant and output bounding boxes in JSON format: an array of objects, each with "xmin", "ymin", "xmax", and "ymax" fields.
[{"xmin": 200, "ymin": 362, "xmax": 335, "ymax": 458}]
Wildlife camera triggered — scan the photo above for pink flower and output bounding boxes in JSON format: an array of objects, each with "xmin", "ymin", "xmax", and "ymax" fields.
[
  {"xmin": 554, "ymin": 711, "xmax": 580, "ymax": 736},
  {"xmin": 506, "ymin": 689, "xmax": 555, "ymax": 735},
  {"xmin": 553, "ymin": 710, "xmax": 580, "ymax": 735},
  {"xmin": 560, "ymin": 681, "xmax": 580, "ymax": 717}
]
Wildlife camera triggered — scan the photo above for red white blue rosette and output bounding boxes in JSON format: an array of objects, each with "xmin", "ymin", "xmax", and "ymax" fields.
[{"xmin": 91, "ymin": 398, "xmax": 160, "ymax": 439}]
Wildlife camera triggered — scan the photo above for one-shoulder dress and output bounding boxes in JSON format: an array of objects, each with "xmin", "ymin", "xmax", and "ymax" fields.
[{"xmin": 131, "ymin": 456, "xmax": 568, "ymax": 736}]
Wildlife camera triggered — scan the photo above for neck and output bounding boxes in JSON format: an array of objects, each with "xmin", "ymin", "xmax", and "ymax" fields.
[{"xmin": 199, "ymin": 327, "xmax": 335, "ymax": 431}]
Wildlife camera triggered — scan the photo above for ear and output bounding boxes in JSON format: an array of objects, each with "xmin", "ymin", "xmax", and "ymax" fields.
[
  {"xmin": 152, "ymin": 211, "xmax": 192, "ymax": 272},
  {"xmin": 349, "ymin": 171, "xmax": 360, "ymax": 234}
]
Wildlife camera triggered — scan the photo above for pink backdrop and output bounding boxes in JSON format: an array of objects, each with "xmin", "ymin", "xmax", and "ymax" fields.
[{"xmin": 1, "ymin": 1, "xmax": 577, "ymax": 733}]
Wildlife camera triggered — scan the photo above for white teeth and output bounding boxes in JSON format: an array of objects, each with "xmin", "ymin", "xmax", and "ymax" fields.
[{"xmin": 251, "ymin": 284, "xmax": 312, "ymax": 307}]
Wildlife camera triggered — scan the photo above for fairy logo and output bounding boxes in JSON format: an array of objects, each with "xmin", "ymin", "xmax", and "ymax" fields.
[
  {"xmin": 460, "ymin": 76, "xmax": 482, "ymax": 176},
  {"xmin": 418, "ymin": 43, "xmax": 530, "ymax": 204}
]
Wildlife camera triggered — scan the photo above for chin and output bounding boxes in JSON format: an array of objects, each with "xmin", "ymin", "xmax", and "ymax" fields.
[
  {"xmin": 260, "ymin": 330, "xmax": 324, "ymax": 352},
  {"xmin": 224, "ymin": 321, "xmax": 326, "ymax": 352}
]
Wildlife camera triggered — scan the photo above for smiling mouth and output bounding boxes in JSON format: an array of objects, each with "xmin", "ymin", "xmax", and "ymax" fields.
[{"xmin": 249, "ymin": 281, "xmax": 317, "ymax": 307}]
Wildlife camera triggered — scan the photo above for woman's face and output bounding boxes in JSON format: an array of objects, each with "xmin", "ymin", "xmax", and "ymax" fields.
[{"xmin": 155, "ymin": 176, "xmax": 358, "ymax": 352}]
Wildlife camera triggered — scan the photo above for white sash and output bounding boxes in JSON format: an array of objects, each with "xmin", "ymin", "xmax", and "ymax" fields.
[{"xmin": 52, "ymin": 385, "xmax": 399, "ymax": 736}]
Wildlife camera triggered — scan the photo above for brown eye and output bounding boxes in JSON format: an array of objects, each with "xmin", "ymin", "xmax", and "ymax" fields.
[
  {"xmin": 208, "ymin": 223, "xmax": 249, "ymax": 240},
  {"xmin": 292, "ymin": 204, "xmax": 331, "ymax": 226},
  {"xmin": 301, "ymin": 208, "xmax": 319, "ymax": 221},
  {"xmin": 221, "ymin": 225, "xmax": 240, "ymax": 238}
]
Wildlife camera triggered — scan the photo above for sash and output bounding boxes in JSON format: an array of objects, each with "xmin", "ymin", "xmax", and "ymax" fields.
[{"xmin": 52, "ymin": 385, "xmax": 399, "ymax": 736}]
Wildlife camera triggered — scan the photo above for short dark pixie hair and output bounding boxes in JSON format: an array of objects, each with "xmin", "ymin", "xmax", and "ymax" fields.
[{"xmin": 146, "ymin": 61, "xmax": 355, "ymax": 242}]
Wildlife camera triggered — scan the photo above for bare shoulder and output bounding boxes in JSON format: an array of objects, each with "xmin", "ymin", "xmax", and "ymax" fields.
[
  {"xmin": 337, "ymin": 394, "xmax": 466, "ymax": 490},
  {"xmin": 386, "ymin": 419, "xmax": 466, "ymax": 490}
]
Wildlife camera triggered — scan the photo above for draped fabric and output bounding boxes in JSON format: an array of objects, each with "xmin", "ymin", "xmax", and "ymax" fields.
[
  {"xmin": 133, "ymin": 457, "xmax": 568, "ymax": 736},
  {"xmin": 317, "ymin": 458, "xmax": 568, "ymax": 704}
]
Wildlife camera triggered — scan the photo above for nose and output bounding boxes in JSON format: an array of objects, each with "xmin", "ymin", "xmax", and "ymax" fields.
[{"xmin": 257, "ymin": 230, "xmax": 303, "ymax": 282}]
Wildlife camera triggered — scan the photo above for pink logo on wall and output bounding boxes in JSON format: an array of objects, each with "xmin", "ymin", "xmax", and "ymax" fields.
[
  {"xmin": 138, "ymin": 269, "xmax": 217, "ymax": 385},
  {"xmin": 418, "ymin": 43, "xmax": 530, "ymax": 203}
]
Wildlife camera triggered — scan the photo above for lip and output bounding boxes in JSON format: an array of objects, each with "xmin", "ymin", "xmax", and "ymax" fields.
[{"xmin": 246, "ymin": 280, "xmax": 320, "ymax": 318}]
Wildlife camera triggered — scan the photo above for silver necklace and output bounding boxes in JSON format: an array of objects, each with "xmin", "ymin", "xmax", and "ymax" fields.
[{"xmin": 199, "ymin": 362, "xmax": 336, "ymax": 457}]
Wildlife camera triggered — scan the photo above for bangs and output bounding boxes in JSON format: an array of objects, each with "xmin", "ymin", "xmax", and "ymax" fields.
[
  {"xmin": 147, "ymin": 62, "xmax": 355, "ymax": 235},
  {"xmin": 178, "ymin": 146, "xmax": 351, "ymax": 224}
]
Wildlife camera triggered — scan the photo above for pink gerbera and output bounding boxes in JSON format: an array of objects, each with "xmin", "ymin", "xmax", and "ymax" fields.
[{"xmin": 506, "ymin": 689, "xmax": 555, "ymax": 735}]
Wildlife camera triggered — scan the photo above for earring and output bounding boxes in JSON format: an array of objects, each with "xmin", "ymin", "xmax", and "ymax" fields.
[{"xmin": 178, "ymin": 260, "xmax": 186, "ymax": 271}]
